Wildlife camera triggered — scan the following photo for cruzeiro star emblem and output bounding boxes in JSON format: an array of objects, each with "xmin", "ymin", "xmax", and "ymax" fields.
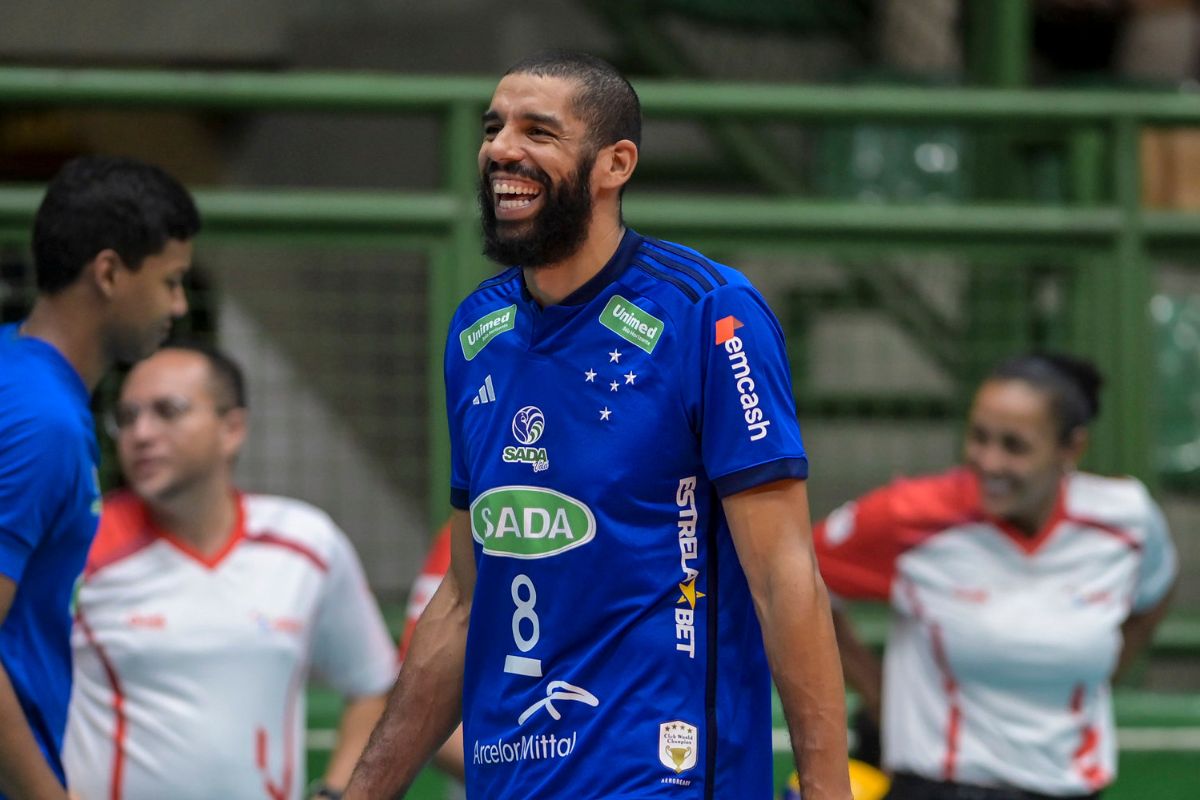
[{"xmin": 583, "ymin": 347, "xmax": 641, "ymax": 423}]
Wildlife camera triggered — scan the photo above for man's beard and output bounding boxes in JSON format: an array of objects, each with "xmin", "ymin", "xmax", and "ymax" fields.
[{"xmin": 478, "ymin": 153, "xmax": 595, "ymax": 268}]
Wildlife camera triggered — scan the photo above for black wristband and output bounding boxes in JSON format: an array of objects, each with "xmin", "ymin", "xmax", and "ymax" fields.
[{"xmin": 308, "ymin": 782, "xmax": 343, "ymax": 800}]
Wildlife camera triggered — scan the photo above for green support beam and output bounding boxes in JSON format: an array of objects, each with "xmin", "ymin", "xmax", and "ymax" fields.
[
  {"xmin": 0, "ymin": 67, "xmax": 494, "ymax": 111},
  {"xmin": 1110, "ymin": 117, "xmax": 1154, "ymax": 483},
  {"xmin": 427, "ymin": 99, "xmax": 493, "ymax": 527},
  {"xmin": 587, "ymin": 0, "xmax": 805, "ymax": 194},
  {"xmin": 5, "ymin": 67, "xmax": 1200, "ymax": 124},
  {"xmin": 0, "ymin": 187, "xmax": 459, "ymax": 250},
  {"xmin": 0, "ymin": 191, "xmax": 1132, "ymax": 247},
  {"xmin": 2, "ymin": 66, "xmax": 1198, "ymax": 489},
  {"xmin": 967, "ymin": 0, "xmax": 1031, "ymax": 89}
]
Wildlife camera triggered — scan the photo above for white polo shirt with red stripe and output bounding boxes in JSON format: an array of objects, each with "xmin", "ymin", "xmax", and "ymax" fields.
[
  {"xmin": 63, "ymin": 491, "xmax": 397, "ymax": 800},
  {"xmin": 814, "ymin": 468, "xmax": 1177, "ymax": 796}
]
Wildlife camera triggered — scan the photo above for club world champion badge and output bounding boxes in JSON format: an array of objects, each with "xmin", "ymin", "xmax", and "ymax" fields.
[{"xmin": 658, "ymin": 720, "xmax": 698, "ymax": 774}]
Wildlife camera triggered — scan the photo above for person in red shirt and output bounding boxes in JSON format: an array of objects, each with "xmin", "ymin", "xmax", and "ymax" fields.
[{"xmin": 813, "ymin": 353, "xmax": 1177, "ymax": 800}]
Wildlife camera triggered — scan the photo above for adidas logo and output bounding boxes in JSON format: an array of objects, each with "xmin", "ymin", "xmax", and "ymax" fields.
[{"xmin": 472, "ymin": 375, "xmax": 496, "ymax": 405}]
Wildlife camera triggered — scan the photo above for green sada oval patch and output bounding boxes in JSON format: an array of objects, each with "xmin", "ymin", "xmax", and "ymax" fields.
[{"xmin": 470, "ymin": 486, "xmax": 596, "ymax": 558}]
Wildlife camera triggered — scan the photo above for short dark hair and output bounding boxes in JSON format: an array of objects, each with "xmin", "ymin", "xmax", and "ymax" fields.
[
  {"xmin": 989, "ymin": 352, "xmax": 1103, "ymax": 443},
  {"xmin": 33, "ymin": 155, "xmax": 201, "ymax": 294},
  {"xmin": 504, "ymin": 50, "xmax": 642, "ymax": 150},
  {"xmin": 161, "ymin": 340, "xmax": 248, "ymax": 411}
]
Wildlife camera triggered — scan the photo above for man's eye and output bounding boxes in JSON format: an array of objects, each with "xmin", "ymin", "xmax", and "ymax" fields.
[
  {"xmin": 155, "ymin": 398, "xmax": 191, "ymax": 421},
  {"xmin": 1002, "ymin": 436, "xmax": 1029, "ymax": 455}
]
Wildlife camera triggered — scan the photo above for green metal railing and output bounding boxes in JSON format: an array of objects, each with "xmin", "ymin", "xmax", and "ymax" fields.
[{"xmin": 3, "ymin": 66, "xmax": 1199, "ymax": 520}]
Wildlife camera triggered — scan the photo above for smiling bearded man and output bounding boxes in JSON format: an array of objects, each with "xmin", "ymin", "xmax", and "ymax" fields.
[
  {"xmin": 346, "ymin": 50, "xmax": 853, "ymax": 800},
  {"xmin": 479, "ymin": 149, "xmax": 597, "ymax": 269}
]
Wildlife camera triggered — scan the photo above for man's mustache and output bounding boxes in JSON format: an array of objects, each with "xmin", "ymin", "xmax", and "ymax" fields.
[{"xmin": 483, "ymin": 160, "xmax": 550, "ymax": 188}]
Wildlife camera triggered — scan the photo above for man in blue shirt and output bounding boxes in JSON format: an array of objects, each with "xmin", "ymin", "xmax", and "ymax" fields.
[
  {"xmin": 347, "ymin": 51, "xmax": 851, "ymax": 800},
  {"xmin": 0, "ymin": 156, "xmax": 199, "ymax": 799}
]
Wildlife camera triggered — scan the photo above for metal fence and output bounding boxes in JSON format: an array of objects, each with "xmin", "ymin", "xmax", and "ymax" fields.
[{"xmin": 1, "ymin": 67, "xmax": 1197, "ymax": 602}]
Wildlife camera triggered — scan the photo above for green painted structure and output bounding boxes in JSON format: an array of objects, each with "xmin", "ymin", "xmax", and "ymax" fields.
[{"xmin": 1, "ymin": 66, "xmax": 1199, "ymax": 523}]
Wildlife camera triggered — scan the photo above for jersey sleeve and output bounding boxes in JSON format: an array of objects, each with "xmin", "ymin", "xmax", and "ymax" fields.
[
  {"xmin": 812, "ymin": 485, "xmax": 910, "ymax": 602},
  {"xmin": 0, "ymin": 411, "xmax": 72, "ymax": 582},
  {"xmin": 310, "ymin": 525, "xmax": 397, "ymax": 697},
  {"xmin": 444, "ymin": 317, "xmax": 471, "ymax": 510},
  {"xmin": 1132, "ymin": 493, "xmax": 1178, "ymax": 613},
  {"xmin": 697, "ymin": 283, "xmax": 807, "ymax": 497}
]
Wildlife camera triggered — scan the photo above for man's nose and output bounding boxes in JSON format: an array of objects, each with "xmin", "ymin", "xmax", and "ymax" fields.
[
  {"xmin": 486, "ymin": 125, "xmax": 525, "ymax": 165},
  {"xmin": 973, "ymin": 444, "xmax": 1008, "ymax": 475},
  {"xmin": 172, "ymin": 285, "xmax": 189, "ymax": 318}
]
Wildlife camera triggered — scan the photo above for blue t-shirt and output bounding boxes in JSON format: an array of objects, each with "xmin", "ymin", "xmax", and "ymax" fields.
[
  {"xmin": 0, "ymin": 323, "xmax": 101, "ymax": 787},
  {"xmin": 445, "ymin": 230, "xmax": 808, "ymax": 799}
]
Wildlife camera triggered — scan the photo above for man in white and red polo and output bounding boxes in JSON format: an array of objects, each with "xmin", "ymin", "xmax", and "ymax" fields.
[{"xmin": 63, "ymin": 343, "xmax": 396, "ymax": 800}]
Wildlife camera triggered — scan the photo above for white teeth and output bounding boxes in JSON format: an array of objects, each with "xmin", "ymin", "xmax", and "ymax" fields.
[
  {"xmin": 492, "ymin": 181, "xmax": 539, "ymax": 196},
  {"xmin": 498, "ymin": 197, "xmax": 535, "ymax": 210}
]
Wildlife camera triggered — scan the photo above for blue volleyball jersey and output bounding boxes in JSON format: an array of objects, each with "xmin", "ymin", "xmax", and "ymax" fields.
[
  {"xmin": 0, "ymin": 323, "xmax": 101, "ymax": 788},
  {"xmin": 445, "ymin": 230, "xmax": 808, "ymax": 799}
]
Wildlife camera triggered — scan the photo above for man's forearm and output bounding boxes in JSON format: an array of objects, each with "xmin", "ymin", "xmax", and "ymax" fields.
[
  {"xmin": 0, "ymin": 661, "xmax": 68, "ymax": 799},
  {"xmin": 761, "ymin": 568, "xmax": 852, "ymax": 799},
  {"xmin": 831, "ymin": 606, "xmax": 883, "ymax": 723},
  {"xmin": 343, "ymin": 587, "xmax": 467, "ymax": 799},
  {"xmin": 345, "ymin": 653, "xmax": 463, "ymax": 796},
  {"xmin": 1116, "ymin": 589, "xmax": 1174, "ymax": 679}
]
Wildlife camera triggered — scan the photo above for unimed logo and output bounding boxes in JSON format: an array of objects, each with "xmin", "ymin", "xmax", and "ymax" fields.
[
  {"xmin": 600, "ymin": 295, "xmax": 664, "ymax": 354},
  {"xmin": 714, "ymin": 315, "xmax": 771, "ymax": 442},
  {"xmin": 460, "ymin": 304, "xmax": 517, "ymax": 361}
]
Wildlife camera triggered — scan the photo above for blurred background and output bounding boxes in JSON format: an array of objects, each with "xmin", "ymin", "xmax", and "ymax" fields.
[{"xmin": 1, "ymin": 0, "xmax": 1197, "ymax": 796}]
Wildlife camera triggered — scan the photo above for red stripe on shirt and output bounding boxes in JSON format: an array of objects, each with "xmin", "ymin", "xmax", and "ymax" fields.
[
  {"xmin": 243, "ymin": 532, "xmax": 328, "ymax": 573},
  {"xmin": 76, "ymin": 609, "xmax": 127, "ymax": 800},
  {"xmin": 930, "ymin": 623, "xmax": 962, "ymax": 781},
  {"xmin": 256, "ymin": 660, "xmax": 304, "ymax": 800},
  {"xmin": 903, "ymin": 580, "xmax": 962, "ymax": 782},
  {"xmin": 94, "ymin": 489, "xmax": 249, "ymax": 572},
  {"xmin": 1068, "ymin": 516, "xmax": 1142, "ymax": 551},
  {"xmin": 282, "ymin": 658, "xmax": 302, "ymax": 800},
  {"xmin": 87, "ymin": 492, "xmax": 158, "ymax": 578},
  {"xmin": 1068, "ymin": 682, "xmax": 1111, "ymax": 790}
]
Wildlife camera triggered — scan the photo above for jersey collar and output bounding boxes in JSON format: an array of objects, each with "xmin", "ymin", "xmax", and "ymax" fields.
[
  {"xmin": 144, "ymin": 490, "xmax": 247, "ymax": 569},
  {"xmin": 972, "ymin": 473, "xmax": 1069, "ymax": 556},
  {"xmin": 520, "ymin": 227, "xmax": 643, "ymax": 308}
]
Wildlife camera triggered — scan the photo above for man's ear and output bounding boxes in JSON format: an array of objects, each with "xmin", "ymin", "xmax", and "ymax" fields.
[
  {"xmin": 1063, "ymin": 426, "xmax": 1089, "ymax": 469},
  {"xmin": 89, "ymin": 249, "xmax": 124, "ymax": 299},
  {"xmin": 595, "ymin": 139, "xmax": 638, "ymax": 192},
  {"xmin": 220, "ymin": 407, "xmax": 248, "ymax": 462}
]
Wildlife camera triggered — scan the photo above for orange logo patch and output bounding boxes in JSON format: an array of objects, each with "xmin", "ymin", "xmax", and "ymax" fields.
[{"xmin": 714, "ymin": 315, "xmax": 743, "ymax": 345}]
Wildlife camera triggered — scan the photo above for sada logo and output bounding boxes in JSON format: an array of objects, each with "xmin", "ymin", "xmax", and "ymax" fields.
[
  {"xmin": 505, "ymin": 406, "xmax": 549, "ymax": 471},
  {"xmin": 511, "ymin": 406, "xmax": 545, "ymax": 445},
  {"xmin": 470, "ymin": 486, "xmax": 596, "ymax": 559}
]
